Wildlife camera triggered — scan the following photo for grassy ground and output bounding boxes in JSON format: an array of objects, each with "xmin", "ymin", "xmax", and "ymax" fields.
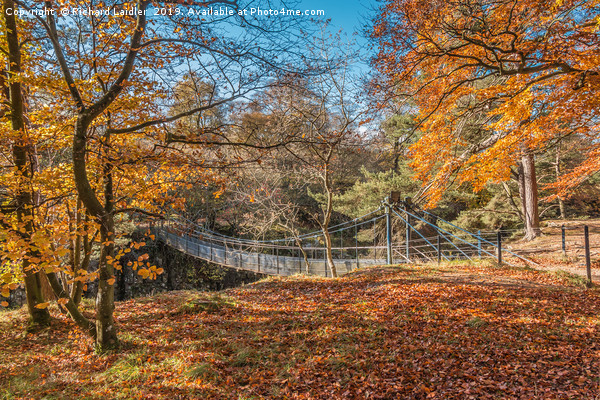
[{"xmin": 1, "ymin": 262, "xmax": 599, "ymax": 399}]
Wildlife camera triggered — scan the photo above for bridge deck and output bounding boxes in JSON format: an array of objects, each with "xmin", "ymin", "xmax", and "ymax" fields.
[{"xmin": 158, "ymin": 229, "xmax": 384, "ymax": 276}]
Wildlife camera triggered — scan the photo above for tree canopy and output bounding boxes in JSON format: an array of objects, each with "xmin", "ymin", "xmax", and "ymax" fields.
[{"xmin": 371, "ymin": 0, "xmax": 599, "ymax": 205}]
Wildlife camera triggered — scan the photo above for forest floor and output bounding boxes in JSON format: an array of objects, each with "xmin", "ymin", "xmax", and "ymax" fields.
[
  {"xmin": 1, "ymin": 262, "xmax": 599, "ymax": 399},
  {"xmin": 505, "ymin": 218, "xmax": 600, "ymax": 282}
]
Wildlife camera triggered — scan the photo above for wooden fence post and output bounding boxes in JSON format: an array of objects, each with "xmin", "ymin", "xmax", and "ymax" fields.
[
  {"xmin": 584, "ymin": 225, "xmax": 592, "ymax": 287},
  {"xmin": 355, "ymin": 221, "xmax": 359, "ymax": 270},
  {"xmin": 497, "ymin": 231, "xmax": 502, "ymax": 266},
  {"xmin": 404, "ymin": 197, "xmax": 411, "ymax": 262},
  {"xmin": 562, "ymin": 225, "xmax": 566, "ymax": 257},
  {"xmin": 324, "ymin": 246, "xmax": 327, "ymax": 277}
]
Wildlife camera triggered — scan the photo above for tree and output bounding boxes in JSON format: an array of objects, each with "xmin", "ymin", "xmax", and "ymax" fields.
[
  {"xmin": 0, "ymin": 0, "xmax": 50, "ymax": 326},
  {"xmin": 229, "ymin": 165, "xmax": 316, "ymax": 273},
  {"xmin": 371, "ymin": 0, "xmax": 599, "ymax": 240},
  {"xmin": 6, "ymin": 0, "xmax": 314, "ymax": 350},
  {"xmin": 380, "ymin": 113, "xmax": 418, "ymax": 173},
  {"xmin": 283, "ymin": 38, "xmax": 364, "ymax": 277}
]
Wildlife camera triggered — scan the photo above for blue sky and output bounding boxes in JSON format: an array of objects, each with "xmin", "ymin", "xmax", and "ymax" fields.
[
  {"xmin": 296, "ymin": 0, "xmax": 377, "ymax": 38},
  {"xmin": 293, "ymin": 0, "xmax": 379, "ymax": 73}
]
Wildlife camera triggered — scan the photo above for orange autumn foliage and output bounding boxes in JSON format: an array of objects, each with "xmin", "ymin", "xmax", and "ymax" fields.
[{"xmin": 371, "ymin": 0, "xmax": 600, "ymax": 206}]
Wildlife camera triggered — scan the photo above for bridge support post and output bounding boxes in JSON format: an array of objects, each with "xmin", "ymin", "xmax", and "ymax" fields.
[{"xmin": 385, "ymin": 200, "xmax": 393, "ymax": 265}]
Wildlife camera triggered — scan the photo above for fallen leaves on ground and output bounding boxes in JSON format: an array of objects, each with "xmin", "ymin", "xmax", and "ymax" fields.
[{"xmin": 1, "ymin": 263, "xmax": 599, "ymax": 399}]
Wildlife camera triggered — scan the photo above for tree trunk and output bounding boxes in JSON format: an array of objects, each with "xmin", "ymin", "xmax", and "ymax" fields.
[
  {"xmin": 519, "ymin": 150, "xmax": 541, "ymax": 241},
  {"xmin": 73, "ymin": 114, "xmax": 119, "ymax": 351},
  {"xmin": 3, "ymin": 0, "xmax": 50, "ymax": 326},
  {"xmin": 322, "ymin": 228, "xmax": 337, "ymax": 277},
  {"xmin": 295, "ymin": 239, "xmax": 311, "ymax": 275},
  {"xmin": 94, "ymin": 129, "xmax": 119, "ymax": 351},
  {"xmin": 320, "ymin": 166, "xmax": 338, "ymax": 278},
  {"xmin": 45, "ymin": 0, "xmax": 148, "ymax": 351},
  {"xmin": 45, "ymin": 272, "xmax": 96, "ymax": 337},
  {"xmin": 96, "ymin": 221, "xmax": 118, "ymax": 351},
  {"xmin": 71, "ymin": 226, "xmax": 92, "ymax": 306}
]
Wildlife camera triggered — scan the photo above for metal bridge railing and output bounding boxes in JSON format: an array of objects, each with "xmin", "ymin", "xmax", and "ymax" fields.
[
  {"xmin": 151, "ymin": 200, "xmax": 536, "ymax": 277},
  {"xmin": 156, "ymin": 215, "xmax": 388, "ymax": 277}
]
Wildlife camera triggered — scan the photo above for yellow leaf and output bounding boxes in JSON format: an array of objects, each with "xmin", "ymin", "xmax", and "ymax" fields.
[
  {"xmin": 107, "ymin": 278, "xmax": 115, "ymax": 285},
  {"xmin": 35, "ymin": 302, "xmax": 50, "ymax": 309},
  {"xmin": 57, "ymin": 298, "xmax": 69, "ymax": 305},
  {"xmin": 56, "ymin": 248, "xmax": 69, "ymax": 257},
  {"xmin": 1, "ymin": 301, "xmax": 8, "ymax": 307},
  {"xmin": 138, "ymin": 268, "xmax": 150, "ymax": 279}
]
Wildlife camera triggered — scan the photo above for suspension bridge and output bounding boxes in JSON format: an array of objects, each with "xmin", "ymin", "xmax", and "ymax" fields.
[{"xmin": 155, "ymin": 197, "xmax": 533, "ymax": 277}]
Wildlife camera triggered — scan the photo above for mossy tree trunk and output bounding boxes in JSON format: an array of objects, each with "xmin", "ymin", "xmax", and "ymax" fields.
[{"xmin": 3, "ymin": 0, "xmax": 50, "ymax": 326}]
